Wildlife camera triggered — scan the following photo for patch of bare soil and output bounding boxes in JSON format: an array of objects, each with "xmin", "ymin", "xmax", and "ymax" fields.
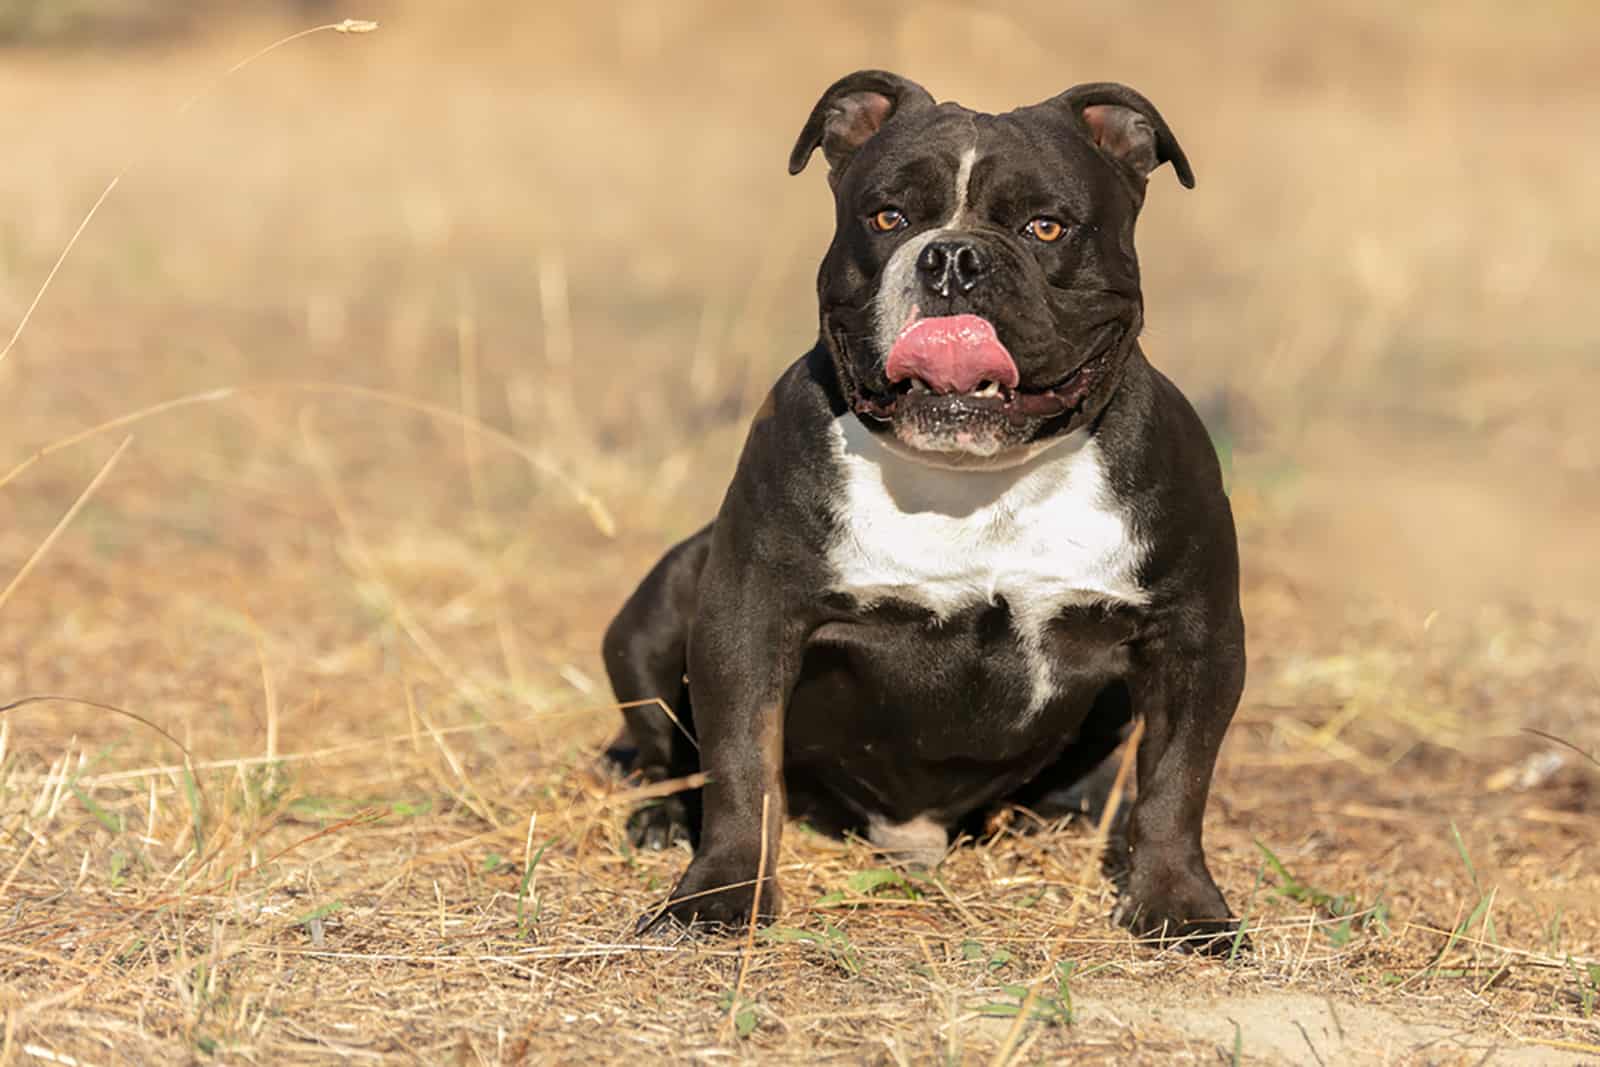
[{"xmin": 1065, "ymin": 991, "xmax": 1571, "ymax": 1065}]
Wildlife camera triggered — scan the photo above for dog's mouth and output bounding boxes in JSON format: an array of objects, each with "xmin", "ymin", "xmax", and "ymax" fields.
[
  {"xmin": 854, "ymin": 370, "xmax": 1103, "ymax": 423},
  {"xmin": 843, "ymin": 314, "xmax": 1114, "ymax": 427}
]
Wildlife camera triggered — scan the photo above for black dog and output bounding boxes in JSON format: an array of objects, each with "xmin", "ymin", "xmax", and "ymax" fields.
[{"xmin": 603, "ymin": 71, "xmax": 1244, "ymax": 949}]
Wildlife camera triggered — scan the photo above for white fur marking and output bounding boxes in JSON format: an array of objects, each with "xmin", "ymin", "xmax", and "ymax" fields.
[
  {"xmin": 867, "ymin": 814, "xmax": 948, "ymax": 869},
  {"xmin": 946, "ymin": 146, "xmax": 978, "ymax": 227},
  {"xmin": 872, "ymin": 141, "xmax": 982, "ymax": 356},
  {"xmin": 826, "ymin": 416, "xmax": 1148, "ymax": 717},
  {"xmin": 873, "ymin": 229, "xmax": 939, "ymax": 356}
]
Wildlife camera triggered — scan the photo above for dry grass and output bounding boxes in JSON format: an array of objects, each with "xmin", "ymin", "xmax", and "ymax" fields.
[{"xmin": 1, "ymin": 1, "xmax": 1597, "ymax": 1063}]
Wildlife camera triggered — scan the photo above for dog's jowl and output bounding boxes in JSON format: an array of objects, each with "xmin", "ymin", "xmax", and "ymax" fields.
[{"xmin": 603, "ymin": 71, "xmax": 1246, "ymax": 950}]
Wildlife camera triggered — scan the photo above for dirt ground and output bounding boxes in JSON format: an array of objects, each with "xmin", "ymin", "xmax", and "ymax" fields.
[{"xmin": 1, "ymin": 2, "xmax": 1596, "ymax": 1063}]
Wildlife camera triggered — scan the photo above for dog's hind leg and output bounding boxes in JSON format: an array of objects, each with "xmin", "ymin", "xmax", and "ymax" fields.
[{"xmin": 601, "ymin": 524, "xmax": 713, "ymax": 849}]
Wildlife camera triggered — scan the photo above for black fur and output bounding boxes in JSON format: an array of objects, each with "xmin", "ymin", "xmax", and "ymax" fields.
[{"xmin": 605, "ymin": 73, "xmax": 1245, "ymax": 951}]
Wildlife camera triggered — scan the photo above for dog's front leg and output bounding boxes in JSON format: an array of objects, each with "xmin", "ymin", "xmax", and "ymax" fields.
[
  {"xmin": 1113, "ymin": 611, "xmax": 1246, "ymax": 952},
  {"xmin": 643, "ymin": 532, "xmax": 804, "ymax": 933}
]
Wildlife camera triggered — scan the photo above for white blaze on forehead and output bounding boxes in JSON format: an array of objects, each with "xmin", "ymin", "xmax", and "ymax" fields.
[
  {"xmin": 946, "ymin": 145, "xmax": 979, "ymax": 227},
  {"xmin": 873, "ymin": 140, "xmax": 983, "ymax": 357}
]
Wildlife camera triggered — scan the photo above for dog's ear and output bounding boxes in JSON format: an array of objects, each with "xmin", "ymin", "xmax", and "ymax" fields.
[
  {"xmin": 1053, "ymin": 83, "xmax": 1194, "ymax": 189},
  {"xmin": 789, "ymin": 70, "xmax": 935, "ymax": 180}
]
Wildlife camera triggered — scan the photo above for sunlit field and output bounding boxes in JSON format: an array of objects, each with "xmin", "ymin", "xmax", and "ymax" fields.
[{"xmin": 1, "ymin": 2, "xmax": 1596, "ymax": 1062}]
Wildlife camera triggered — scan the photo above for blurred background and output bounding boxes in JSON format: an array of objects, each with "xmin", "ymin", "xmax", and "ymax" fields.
[
  {"xmin": 1, "ymin": 2, "xmax": 1596, "ymax": 1058},
  {"xmin": 1, "ymin": 0, "xmax": 1595, "ymax": 773}
]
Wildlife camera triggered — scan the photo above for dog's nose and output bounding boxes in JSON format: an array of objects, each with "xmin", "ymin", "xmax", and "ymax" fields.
[{"xmin": 916, "ymin": 239, "xmax": 989, "ymax": 298}]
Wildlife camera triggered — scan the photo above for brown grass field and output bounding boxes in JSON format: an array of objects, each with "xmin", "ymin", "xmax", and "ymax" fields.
[{"xmin": 1, "ymin": 1, "xmax": 1597, "ymax": 1062}]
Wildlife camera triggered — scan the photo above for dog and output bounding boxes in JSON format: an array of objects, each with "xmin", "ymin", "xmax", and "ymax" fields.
[{"xmin": 603, "ymin": 70, "xmax": 1245, "ymax": 950}]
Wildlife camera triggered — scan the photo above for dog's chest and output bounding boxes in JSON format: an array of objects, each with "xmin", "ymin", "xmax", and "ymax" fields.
[{"xmin": 823, "ymin": 419, "xmax": 1147, "ymax": 712}]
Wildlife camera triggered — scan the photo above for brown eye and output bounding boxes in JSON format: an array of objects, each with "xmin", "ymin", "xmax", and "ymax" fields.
[
  {"xmin": 869, "ymin": 208, "xmax": 907, "ymax": 233},
  {"xmin": 1026, "ymin": 217, "xmax": 1066, "ymax": 243}
]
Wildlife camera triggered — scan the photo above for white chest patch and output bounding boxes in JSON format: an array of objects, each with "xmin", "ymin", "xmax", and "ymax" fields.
[{"xmin": 825, "ymin": 416, "xmax": 1148, "ymax": 716}]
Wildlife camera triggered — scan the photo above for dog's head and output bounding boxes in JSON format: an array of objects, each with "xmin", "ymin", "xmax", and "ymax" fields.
[{"xmin": 791, "ymin": 71, "xmax": 1192, "ymax": 465}]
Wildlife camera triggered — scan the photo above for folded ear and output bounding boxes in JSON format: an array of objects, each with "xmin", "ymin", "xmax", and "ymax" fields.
[
  {"xmin": 1054, "ymin": 82, "xmax": 1194, "ymax": 189},
  {"xmin": 789, "ymin": 70, "xmax": 936, "ymax": 179}
]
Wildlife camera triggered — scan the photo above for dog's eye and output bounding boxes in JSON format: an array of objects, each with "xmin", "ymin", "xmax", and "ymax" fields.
[
  {"xmin": 1024, "ymin": 217, "xmax": 1067, "ymax": 243},
  {"xmin": 868, "ymin": 208, "xmax": 908, "ymax": 233}
]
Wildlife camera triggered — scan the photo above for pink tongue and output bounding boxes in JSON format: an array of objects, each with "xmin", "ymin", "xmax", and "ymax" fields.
[{"xmin": 885, "ymin": 314, "xmax": 1019, "ymax": 394}]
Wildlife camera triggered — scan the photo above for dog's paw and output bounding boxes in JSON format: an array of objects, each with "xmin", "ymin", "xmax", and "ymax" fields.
[
  {"xmin": 625, "ymin": 797, "xmax": 693, "ymax": 850},
  {"xmin": 635, "ymin": 859, "xmax": 782, "ymax": 935},
  {"xmin": 1113, "ymin": 866, "xmax": 1245, "ymax": 956},
  {"xmin": 599, "ymin": 734, "xmax": 637, "ymax": 777},
  {"xmin": 1115, "ymin": 906, "xmax": 1246, "ymax": 956}
]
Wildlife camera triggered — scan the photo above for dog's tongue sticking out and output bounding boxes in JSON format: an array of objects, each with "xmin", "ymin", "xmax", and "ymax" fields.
[{"xmin": 885, "ymin": 315, "xmax": 1019, "ymax": 394}]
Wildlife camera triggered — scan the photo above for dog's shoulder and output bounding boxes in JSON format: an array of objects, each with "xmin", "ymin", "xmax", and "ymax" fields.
[
  {"xmin": 711, "ymin": 347, "xmax": 843, "ymax": 547},
  {"xmin": 738, "ymin": 345, "xmax": 845, "ymax": 441},
  {"xmin": 1098, "ymin": 354, "xmax": 1240, "ymax": 613},
  {"xmin": 1099, "ymin": 356, "xmax": 1225, "ymax": 499}
]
